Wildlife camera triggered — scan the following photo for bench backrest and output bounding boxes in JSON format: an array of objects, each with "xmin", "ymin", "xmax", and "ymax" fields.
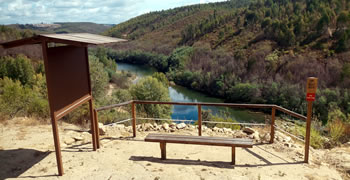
[{"xmin": 145, "ymin": 133, "xmax": 253, "ymax": 148}]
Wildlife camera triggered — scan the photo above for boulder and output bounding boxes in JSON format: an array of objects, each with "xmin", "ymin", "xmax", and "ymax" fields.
[
  {"xmin": 243, "ymin": 127, "xmax": 255, "ymax": 135},
  {"xmin": 125, "ymin": 126, "xmax": 133, "ymax": 133},
  {"xmin": 153, "ymin": 123, "xmax": 158, "ymax": 128},
  {"xmin": 115, "ymin": 124, "xmax": 125, "ymax": 130},
  {"xmin": 212, "ymin": 127, "xmax": 219, "ymax": 132},
  {"xmin": 233, "ymin": 130, "xmax": 246, "ymax": 138},
  {"xmin": 223, "ymin": 128, "xmax": 232, "ymax": 134},
  {"xmin": 176, "ymin": 123, "xmax": 187, "ymax": 129},
  {"xmin": 143, "ymin": 123, "xmax": 153, "ymax": 131},
  {"xmin": 64, "ymin": 137, "xmax": 75, "ymax": 145},
  {"xmin": 98, "ymin": 123, "xmax": 106, "ymax": 135},
  {"xmin": 283, "ymin": 136, "xmax": 292, "ymax": 143},
  {"xmin": 162, "ymin": 123, "xmax": 169, "ymax": 130},
  {"xmin": 204, "ymin": 128, "xmax": 212, "ymax": 133},
  {"xmin": 74, "ymin": 136, "xmax": 84, "ymax": 141},
  {"xmin": 253, "ymin": 132, "xmax": 260, "ymax": 142}
]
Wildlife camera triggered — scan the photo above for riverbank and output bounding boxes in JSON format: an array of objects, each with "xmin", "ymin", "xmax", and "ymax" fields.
[
  {"xmin": 116, "ymin": 62, "xmax": 266, "ymax": 123},
  {"xmin": 1, "ymin": 117, "xmax": 348, "ymax": 179}
]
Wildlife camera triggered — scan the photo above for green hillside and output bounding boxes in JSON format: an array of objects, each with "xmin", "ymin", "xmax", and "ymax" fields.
[
  {"xmin": 8, "ymin": 22, "xmax": 112, "ymax": 34},
  {"xmin": 106, "ymin": 0, "xmax": 350, "ymax": 124}
]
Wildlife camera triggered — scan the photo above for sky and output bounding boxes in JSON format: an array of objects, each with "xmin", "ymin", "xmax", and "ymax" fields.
[{"xmin": 0, "ymin": 0, "xmax": 227, "ymax": 25}]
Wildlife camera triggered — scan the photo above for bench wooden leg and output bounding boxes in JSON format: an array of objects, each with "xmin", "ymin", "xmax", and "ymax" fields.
[
  {"xmin": 231, "ymin": 146, "xmax": 235, "ymax": 165},
  {"xmin": 160, "ymin": 142, "xmax": 166, "ymax": 160}
]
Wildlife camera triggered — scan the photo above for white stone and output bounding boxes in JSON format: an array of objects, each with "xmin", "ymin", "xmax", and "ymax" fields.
[
  {"xmin": 253, "ymin": 132, "xmax": 260, "ymax": 142},
  {"xmin": 144, "ymin": 123, "xmax": 153, "ymax": 131},
  {"xmin": 98, "ymin": 123, "xmax": 106, "ymax": 135},
  {"xmin": 176, "ymin": 123, "xmax": 187, "ymax": 129},
  {"xmin": 115, "ymin": 124, "xmax": 125, "ymax": 129},
  {"xmin": 64, "ymin": 137, "xmax": 75, "ymax": 145},
  {"xmin": 74, "ymin": 136, "xmax": 84, "ymax": 141},
  {"xmin": 283, "ymin": 136, "xmax": 292, "ymax": 143},
  {"xmin": 162, "ymin": 123, "xmax": 169, "ymax": 130},
  {"xmin": 243, "ymin": 127, "xmax": 255, "ymax": 134}
]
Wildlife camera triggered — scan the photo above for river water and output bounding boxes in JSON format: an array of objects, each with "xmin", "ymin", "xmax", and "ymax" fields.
[{"xmin": 117, "ymin": 62, "xmax": 265, "ymax": 123}]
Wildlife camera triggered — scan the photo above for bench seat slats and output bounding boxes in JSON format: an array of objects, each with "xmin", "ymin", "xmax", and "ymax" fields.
[{"xmin": 145, "ymin": 133, "xmax": 253, "ymax": 148}]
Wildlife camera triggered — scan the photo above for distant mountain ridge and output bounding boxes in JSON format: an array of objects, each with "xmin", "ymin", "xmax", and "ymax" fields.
[{"xmin": 7, "ymin": 22, "xmax": 113, "ymax": 34}]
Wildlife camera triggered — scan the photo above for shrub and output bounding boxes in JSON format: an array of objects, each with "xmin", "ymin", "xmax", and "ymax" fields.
[
  {"xmin": 294, "ymin": 124, "xmax": 324, "ymax": 149},
  {"xmin": 328, "ymin": 119, "xmax": 345, "ymax": 145},
  {"xmin": 227, "ymin": 83, "xmax": 259, "ymax": 103},
  {"xmin": 0, "ymin": 77, "xmax": 49, "ymax": 118},
  {"xmin": 130, "ymin": 77, "xmax": 172, "ymax": 118},
  {"xmin": 201, "ymin": 110, "xmax": 241, "ymax": 130}
]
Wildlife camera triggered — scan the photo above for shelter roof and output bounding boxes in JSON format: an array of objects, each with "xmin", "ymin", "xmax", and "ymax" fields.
[{"xmin": 0, "ymin": 33, "xmax": 127, "ymax": 49}]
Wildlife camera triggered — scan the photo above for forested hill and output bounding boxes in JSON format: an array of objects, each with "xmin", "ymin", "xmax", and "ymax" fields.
[{"xmin": 106, "ymin": 0, "xmax": 350, "ymax": 124}]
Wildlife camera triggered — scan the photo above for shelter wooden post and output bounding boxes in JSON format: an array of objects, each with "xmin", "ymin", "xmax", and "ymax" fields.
[
  {"xmin": 270, "ymin": 107, "xmax": 276, "ymax": 144},
  {"xmin": 42, "ymin": 41, "xmax": 64, "ymax": 176},
  {"xmin": 132, "ymin": 102, "xmax": 136, "ymax": 137},
  {"xmin": 198, "ymin": 105, "xmax": 202, "ymax": 136},
  {"xmin": 93, "ymin": 109, "xmax": 100, "ymax": 149},
  {"xmin": 89, "ymin": 100, "xmax": 97, "ymax": 151},
  {"xmin": 304, "ymin": 77, "xmax": 318, "ymax": 163}
]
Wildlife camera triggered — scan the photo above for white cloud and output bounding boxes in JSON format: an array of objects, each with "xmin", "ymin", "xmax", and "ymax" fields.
[{"xmin": 0, "ymin": 0, "xmax": 226, "ymax": 25}]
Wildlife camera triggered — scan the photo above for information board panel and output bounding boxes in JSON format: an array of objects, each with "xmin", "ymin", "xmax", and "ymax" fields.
[
  {"xmin": 47, "ymin": 45, "xmax": 90, "ymax": 119},
  {"xmin": 306, "ymin": 77, "xmax": 318, "ymax": 101}
]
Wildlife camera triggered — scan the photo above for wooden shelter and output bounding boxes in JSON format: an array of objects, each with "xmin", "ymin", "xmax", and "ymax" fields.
[{"xmin": 0, "ymin": 33, "xmax": 126, "ymax": 176}]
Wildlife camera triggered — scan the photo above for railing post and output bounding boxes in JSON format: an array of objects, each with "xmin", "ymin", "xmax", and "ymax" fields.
[
  {"xmin": 132, "ymin": 102, "xmax": 136, "ymax": 137},
  {"xmin": 270, "ymin": 107, "xmax": 276, "ymax": 144},
  {"xmin": 198, "ymin": 104, "xmax": 202, "ymax": 136}
]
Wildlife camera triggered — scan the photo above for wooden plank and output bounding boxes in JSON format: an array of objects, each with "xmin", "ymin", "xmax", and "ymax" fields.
[
  {"xmin": 146, "ymin": 135, "xmax": 252, "ymax": 144},
  {"xmin": 40, "ymin": 33, "xmax": 126, "ymax": 45},
  {"xmin": 145, "ymin": 134, "xmax": 253, "ymax": 148},
  {"xmin": 146, "ymin": 134, "xmax": 252, "ymax": 142}
]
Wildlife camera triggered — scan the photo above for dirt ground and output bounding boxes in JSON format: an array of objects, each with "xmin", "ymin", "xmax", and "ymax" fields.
[{"xmin": 0, "ymin": 118, "xmax": 348, "ymax": 180}]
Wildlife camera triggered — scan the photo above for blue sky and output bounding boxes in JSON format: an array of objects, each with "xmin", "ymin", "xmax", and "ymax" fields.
[{"xmin": 0, "ymin": 0, "xmax": 227, "ymax": 25}]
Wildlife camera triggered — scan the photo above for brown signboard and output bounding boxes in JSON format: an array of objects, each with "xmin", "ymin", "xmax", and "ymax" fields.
[
  {"xmin": 306, "ymin": 77, "xmax": 318, "ymax": 101},
  {"xmin": 46, "ymin": 45, "xmax": 91, "ymax": 119}
]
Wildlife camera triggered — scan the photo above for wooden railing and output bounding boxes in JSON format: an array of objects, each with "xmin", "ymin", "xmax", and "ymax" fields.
[{"xmin": 95, "ymin": 100, "xmax": 307, "ymax": 144}]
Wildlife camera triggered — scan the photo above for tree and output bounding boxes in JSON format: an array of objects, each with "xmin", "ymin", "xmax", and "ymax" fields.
[
  {"xmin": 0, "ymin": 55, "xmax": 35, "ymax": 86},
  {"xmin": 152, "ymin": 72, "xmax": 169, "ymax": 87},
  {"xmin": 130, "ymin": 77, "xmax": 171, "ymax": 118},
  {"xmin": 89, "ymin": 56, "xmax": 109, "ymax": 99}
]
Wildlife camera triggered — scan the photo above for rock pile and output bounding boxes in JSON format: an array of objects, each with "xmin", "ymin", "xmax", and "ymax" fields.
[{"xmin": 101, "ymin": 122, "xmax": 280, "ymax": 144}]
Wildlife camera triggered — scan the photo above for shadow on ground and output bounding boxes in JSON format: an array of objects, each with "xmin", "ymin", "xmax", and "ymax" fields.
[{"xmin": 0, "ymin": 149, "xmax": 51, "ymax": 179}]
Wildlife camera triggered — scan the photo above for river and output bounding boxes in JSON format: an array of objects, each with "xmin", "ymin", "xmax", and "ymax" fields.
[{"xmin": 117, "ymin": 62, "xmax": 265, "ymax": 123}]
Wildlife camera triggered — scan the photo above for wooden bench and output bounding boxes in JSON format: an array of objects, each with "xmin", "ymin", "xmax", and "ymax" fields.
[{"xmin": 144, "ymin": 133, "xmax": 253, "ymax": 165}]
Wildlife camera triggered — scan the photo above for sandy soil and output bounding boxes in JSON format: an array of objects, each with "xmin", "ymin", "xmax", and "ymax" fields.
[{"xmin": 0, "ymin": 118, "xmax": 347, "ymax": 180}]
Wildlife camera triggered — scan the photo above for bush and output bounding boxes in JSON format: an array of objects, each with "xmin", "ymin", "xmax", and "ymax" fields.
[
  {"xmin": 0, "ymin": 77, "xmax": 49, "ymax": 118},
  {"xmin": 227, "ymin": 83, "xmax": 259, "ymax": 103},
  {"xmin": 328, "ymin": 119, "xmax": 345, "ymax": 145},
  {"xmin": 130, "ymin": 77, "xmax": 171, "ymax": 118},
  {"xmin": 201, "ymin": 110, "xmax": 241, "ymax": 130},
  {"xmin": 294, "ymin": 124, "xmax": 325, "ymax": 149}
]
